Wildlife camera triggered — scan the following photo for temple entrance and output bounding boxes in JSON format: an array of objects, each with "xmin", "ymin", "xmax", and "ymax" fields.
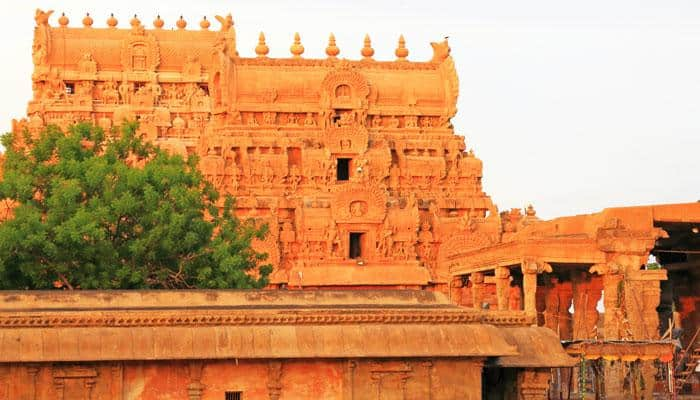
[{"xmin": 349, "ymin": 232, "xmax": 364, "ymax": 259}]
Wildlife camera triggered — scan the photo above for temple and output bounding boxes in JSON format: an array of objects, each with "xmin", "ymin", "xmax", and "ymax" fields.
[{"xmin": 1, "ymin": 9, "xmax": 699, "ymax": 399}]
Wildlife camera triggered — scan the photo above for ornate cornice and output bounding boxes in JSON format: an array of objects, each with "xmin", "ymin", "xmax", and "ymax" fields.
[{"xmin": 0, "ymin": 308, "xmax": 530, "ymax": 328}]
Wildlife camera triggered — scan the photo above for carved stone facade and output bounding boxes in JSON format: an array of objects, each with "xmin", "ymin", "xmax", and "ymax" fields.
[{"xmin": 12, "ymin": 10, "xmax": 496, "ymax": 292}]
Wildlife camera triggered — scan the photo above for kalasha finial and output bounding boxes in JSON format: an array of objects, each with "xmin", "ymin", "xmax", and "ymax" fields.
[
  {"xmin": 255, "ymin": 32, "xmax": 269, "ymax": 58},
  {"xmin": 176, "ymin": 15, "xmax": 187, "ymax": 30},
  {"xmin": 153, "ymin": 15, "xmax": 164, "ymax": 29},
  {"xmin": 58, "ymin": 12, "xmax": 69, "ymax": 27},
  {"xmin": 107, "ymin": 13, "xmax": 118, "ymax": 28},
  {"xmin": 130, "ymin": 14, "xmax": 141, "ymax": 28},
  {"xmin": 290, "ymin": 32, "xmax": 304, "ymax": 58},
  {"xmin": 82, "ymin": 13, "xmax": 93, "ymax": 27},
  {"xmin": 395, "ymin": 34, "xmax": 409, "ymax": 61},
  {"xmin": 526, "ymin": 204, "xmax": 536, "ymax": 217},
  {"xmin": 200, "ymin": 16, "xmax": 210, "ymax": 30},
  {"xmin": 326, "ymin": 33, "xmax": 340, "ymax": 59},
  {"xmin": 361, "ymin": 34, "xmax": 375, "ymax": 60}
]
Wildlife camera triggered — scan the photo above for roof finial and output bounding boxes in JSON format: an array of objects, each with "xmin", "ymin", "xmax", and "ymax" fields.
[
  {"xmin": 130, "ymin": 14, "xmax": 141, "ymax": 28},
  {"xmin": 176, "ymin": 15, "xmax": 187, "ymax": 30},
  {"xmin": 82, "ymin": 13, "xmax": 93, "ymax": 27},
  {"xmin": 256, "ymin": 32, "xmax": 269, "ymax": 58},
  {"xmin": 290, "ymin": 32, "xmax": 304, "ymax": 58},
  {"xmin": 58, "ymin": 12, "xmax": 69, "ymax": 27},
  {"xmin": 153, "ymin": 15, "xmax": 164, "ymax": 29},
  {"xmin": 107, "ymin": 13, "xmax": 118, "ymax": 28},
  {"xmin": 395, "ymin": 34, "xmax": 409, "ymax": 61},
  {"xmin": 200, "ymin": 16, "xmax": 210, "ymax": 30},
  {"xmin": 361, "ymin": 34, "xmax": 375, "ymax": 60},
  {"xmin": 326, "ymin": 33, "xmax": 340, "ymax": 59}
]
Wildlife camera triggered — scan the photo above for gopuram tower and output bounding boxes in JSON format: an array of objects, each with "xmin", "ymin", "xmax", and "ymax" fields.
[{"xmin": 15, "ymin": 10, "xmax": 501, "ymax": 291}]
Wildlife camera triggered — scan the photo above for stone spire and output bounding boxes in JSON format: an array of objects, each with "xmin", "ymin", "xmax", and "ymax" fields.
[
  {"xmin": 361, "ymin": 34, "xmax": 375, "ymax": 60},
  {"xmin": 256, "ymin": 32, "xmax": 269, "ymax": 58},
  {"xmin": 326, "ymin": 33, "xmax": 340, "ymax": 59},
  {"xmin": 395, "ymin": 34, "xmax": 408, "ymax": 61},
  {"xmin": 290, "ymin": 32, "xmax": 304, "ymax": 58}
]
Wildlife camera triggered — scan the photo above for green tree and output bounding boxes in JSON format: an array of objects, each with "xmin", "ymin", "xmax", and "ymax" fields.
[{"xmin": 0, "ymin": 122, "xmax": 271, "ymax": 289}]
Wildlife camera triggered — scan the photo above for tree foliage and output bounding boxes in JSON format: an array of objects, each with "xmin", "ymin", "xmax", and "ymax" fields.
[{"xmin": 0, "ymin": 122, "xmax": 271, "ymax": 289}]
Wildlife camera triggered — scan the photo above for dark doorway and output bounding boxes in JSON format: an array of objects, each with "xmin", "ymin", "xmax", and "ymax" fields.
[
  {"xmin": 337, "ymin": 158, "xmax": 351, "ymax": 181},
  {"xmin": 349, "ymin": 232, "xmax": 364, "ymax": 259}
]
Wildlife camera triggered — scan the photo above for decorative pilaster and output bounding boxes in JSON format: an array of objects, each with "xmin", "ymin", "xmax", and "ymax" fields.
[
  {"xmin": 495, "ymin": 266, "xmax": 510, "ymax": 311},
  {"xmin": 267, "ymin": 361, "xmax": 283, "ymax": 400},
  {"xmin": 470, "ymin": 272, "xmax": 484, "ymax": 308},
  {"xmin": 187, "ymin": 361, "xmax": 204, "ymax": 400},
  {"xmin": 27, "ymin": 365, "xmax": 40, "ymax": 400}
]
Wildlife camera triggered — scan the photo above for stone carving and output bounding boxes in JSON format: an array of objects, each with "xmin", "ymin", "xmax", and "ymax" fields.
[{"xmin": 16, "ymin": 10, "xmax": 495, "ymax": 287}]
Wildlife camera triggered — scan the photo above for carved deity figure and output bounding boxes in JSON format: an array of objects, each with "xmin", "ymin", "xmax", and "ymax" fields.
[
  {"xmin": 78, "ymin": 53, "xmax": 98, "ymax": 75},
  {"xmin": 371, "ymin": 115, "xmax": 382, "ymax": 128},
  {"xmin": 101, "ymin": 80, "xmax": 119, "ymax": 104},
  {"xmin": 286, "ymin": 113, "xmax": 298, "ymax": 126},
  {"xmin": 287, "ymin": 164, "xmax": 302, "ymax": 192},
  {"xmin": 377, "ymin": 220, "xmax": 395, "ymax": 258},
  {"xmin": 118, "ymin": 81, "xmax": 133, "ymax": 104},
  {"xmin": 405, "ymin": 115, "xmax": 418, "ymax": 128},
  {"xmin": 387, "ymin": 115, "xmax": 400, "ymax": 128},
  {"xmin": 247, "ymin": 113, "xmax": 259, "ymax": 126},
  {"xmin": 303, "ymin": 112, "xmax": 316, "ymax": 127},
  {"xmin": 263, "ymin": 112, "xmax": 276, "ymax": 125}
]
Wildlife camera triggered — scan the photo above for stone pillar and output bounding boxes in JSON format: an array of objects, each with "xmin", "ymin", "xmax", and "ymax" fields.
[
  {"xmin": 470, "ymin": 272, "xmax": 484, "ymax": 309},
  {"xmin": 522, "ymin": 271, "xmax": 537, "ymax": 317},
  {"xmin": 571, "ymin": 271, "xmax": 602, "ymax": 340},
  {"xmin": 517, "ymin": 368, "xmax": 551, "ymax": 399},
  {"xmin": 495, "ymin": 267, "xmax": 510, "ymax": 311},
  {"xmin": 625, "ymin": 269, "xmax": 667, "ymax": 400},
  {"xmin": 521, "ymin": 259, "xmax": 551, "ymax": 319}
]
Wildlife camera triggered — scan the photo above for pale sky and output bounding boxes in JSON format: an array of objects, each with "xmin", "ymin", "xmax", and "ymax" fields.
[{"xmin": 1, "ymin": 0, "xmax": 698, "ymax": 219}]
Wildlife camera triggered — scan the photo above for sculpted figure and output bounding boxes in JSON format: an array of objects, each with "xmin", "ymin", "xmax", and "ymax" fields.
[
  {"xmin": 287, "ymin": 113, "xmax": 298, "ymax": 126},
  {"xmin": 430, "ymin": 39, "xmax": 451, "ymax": 63},
  {"xmin": 118, "ymin": 81, "xmax": 133, "ymax": 104},
  {"xmin": 101, "ymin": 80, "xmax": 119, "ymax": 104},
  {"xmin": 247, "ymin": 113, "xmax": 259, "ymax": 126},
  {"xmin": 215, "ymin": 14, "xmax": 234, "ymax": 32},
  {"xmin": 78, "ymin": 53, "xmax": 97, "ymax": 75},
  {"xmin": 287, "ymin": 164, "xmax": 301, "ymax": 192},
  {"xmin": 303, "ymin": 112, "xmax": 316, "ymax": 126},
  {"xmin": 32, "ymin": 43, "xmax": 47, "ymax": 66},
  {"xmin": 34, "ymin": 9, "xmax": 54, "ymax": 26},
  {"xmin": 371, "ymin": 115, "xmax": 382, "ymax": 128},
  {"xmin": 377, "ymin": 220, "xmax": 395, "ymax": 258},
  {"xmin": 387, "ymin": 115, "xmax": 399, "ymax": 128},
  {"xmin": 405, "ymin": 115, "xmax": 418, "ymax": 128},
  {"xmin": 263, "ymin": 112, "xmax": 276, "ymax": 125}
]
